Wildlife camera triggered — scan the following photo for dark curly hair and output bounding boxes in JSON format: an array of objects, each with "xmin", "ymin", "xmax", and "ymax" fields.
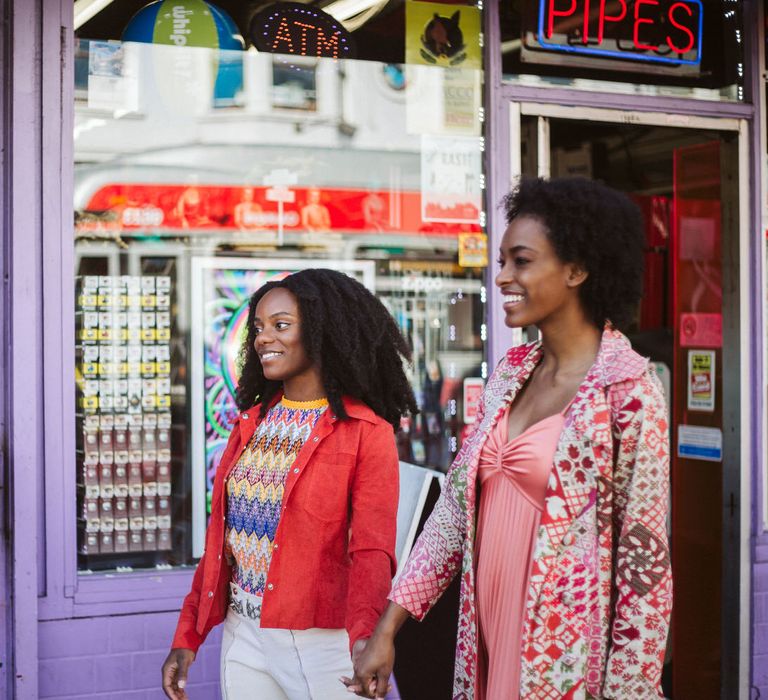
[
  {"xmin": 502, "ymin": 177, "xmax": 645, "ymax": 331},
  {"xmin": 236, "ymin": 268, "xmax": 418, "ymax": 429}
]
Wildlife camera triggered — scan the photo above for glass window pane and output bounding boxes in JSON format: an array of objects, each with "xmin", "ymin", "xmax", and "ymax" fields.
[{"xmin": 74, "ymin": 1, "xmax": 487, "ymax": 572}]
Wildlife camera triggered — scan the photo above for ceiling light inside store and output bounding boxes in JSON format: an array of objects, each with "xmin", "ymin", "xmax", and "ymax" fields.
[
  {"xmin": 323, "ymin": 0, "xmax": 389, "ymax": 30},
  {"xmin": 74, "ymin": 0, "xmax": 116, "ymax": 31},
  {"xmin": 324, "ymin": 0, "xmax": 378, "ymax": 21}
]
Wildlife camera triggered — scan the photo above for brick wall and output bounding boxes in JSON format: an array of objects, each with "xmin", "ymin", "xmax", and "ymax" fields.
[
  {"xmin": 38, "ymin": 612, "xmax": 403, "ymax": 699},
  {"xmin": 38, "ymin": 613, "xmax": 222, "ymax": 699}
]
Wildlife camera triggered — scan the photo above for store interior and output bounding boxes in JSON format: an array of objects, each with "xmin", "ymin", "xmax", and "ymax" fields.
[{"xmin": 525, "ymin": 117, "xmax": 734, "ymax": 699}]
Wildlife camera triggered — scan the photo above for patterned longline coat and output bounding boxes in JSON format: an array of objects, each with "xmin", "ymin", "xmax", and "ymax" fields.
[{"xmin": 390, "ymin": 328, "xmax": 672, "ymax": 699}]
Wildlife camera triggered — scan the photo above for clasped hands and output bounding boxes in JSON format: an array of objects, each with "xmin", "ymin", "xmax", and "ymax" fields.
[{"xmin": 340, "ymin": 634, "xmax": 395, "ymax": 698}]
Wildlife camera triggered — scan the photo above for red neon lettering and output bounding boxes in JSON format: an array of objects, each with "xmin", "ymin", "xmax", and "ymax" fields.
[
  {"xmin": 271, "ymin": 16, "xmax": 295, "ymax": 53},
  {"xmin": 547, "ymin": 0, "xmax": 578, "ymax": 39},
  {"xmin": 597, "ymin": 0, "xmax": 627, "ymax": 43},
  {"xmin": 583, "ymin": 0, "xmax": 590, "ymax": 43},
  {"xmin": 633, "ymin": 0, "xmax": 659, "ymax": 51},
  {"xmin": 667, "ymin": 2, "xmax": 695, "ymax": 53}
]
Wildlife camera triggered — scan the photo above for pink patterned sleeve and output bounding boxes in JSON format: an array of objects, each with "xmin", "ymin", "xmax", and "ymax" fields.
[
  {"xmin": 605, "ymin": 370, "xmax": 672, "ymax": 697},
  {"xmin": 388, "ymin": 395, "xmax": 486, "ymax": 620}
]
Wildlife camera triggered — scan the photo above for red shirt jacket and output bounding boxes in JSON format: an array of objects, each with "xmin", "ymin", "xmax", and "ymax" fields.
[{"xmin": 172, "ymin": 396, "xmax": 399, "ymax": 653}]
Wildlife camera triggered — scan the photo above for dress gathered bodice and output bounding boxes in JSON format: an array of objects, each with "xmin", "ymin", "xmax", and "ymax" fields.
[
  {"xmin": 477, "ymin": 411, "xmax": 565, "ymax": 509},
  {"xmin": 474, "ymin": 405, "xmax": 565, "ymax": 700}
]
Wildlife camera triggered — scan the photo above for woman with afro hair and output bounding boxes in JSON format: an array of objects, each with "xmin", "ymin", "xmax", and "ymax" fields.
[
  {"xmin": 348, "ymin": 178, "xmax": 672, "ymax": 699},
  {"xmin": 162, "ymin": 268, "xmax": 417, "ymax": 700}
]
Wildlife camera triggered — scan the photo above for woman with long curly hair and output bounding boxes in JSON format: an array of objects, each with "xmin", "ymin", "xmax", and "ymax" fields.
[
  {"xmin": 347, "ymin": 177, "xmax": 672, "ymax": 699},
  {"xmin": 162, "ymin": 268, "xmax": 417, "ymax": 700}
]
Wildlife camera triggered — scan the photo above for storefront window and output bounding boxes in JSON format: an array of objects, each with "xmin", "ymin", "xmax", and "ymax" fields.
[
  {"xmin": 500, "ymin": 0, "xmax": 746, "ymax": 101},
  {"xmin": 74, "ymin": 0, "xmax": 485, "ymax": 571}
]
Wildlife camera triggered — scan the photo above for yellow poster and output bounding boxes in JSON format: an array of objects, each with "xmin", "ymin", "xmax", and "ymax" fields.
[
  {"xmin": 687, "ymin": 350, "xmax": 715, "ymax": 412},
  {"xmin": 458, "ymin": 232, "xmax": 487, "ymax": 267},
  {"xmin": 406, "ymin": 1, "xmax": 482, "ymax": 70}
]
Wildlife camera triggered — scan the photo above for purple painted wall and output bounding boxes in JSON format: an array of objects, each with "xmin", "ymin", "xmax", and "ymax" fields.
[
  {"xmin": 38, "ymin": 614, "xmax": 222, "ymax": 699},
  {"xmin": 754, "ymin": 542, "xmax": 768, "ymax": 696},
  {"xmin": 0, "ymin": 0, "xmax": 11, "ymax": 695}
]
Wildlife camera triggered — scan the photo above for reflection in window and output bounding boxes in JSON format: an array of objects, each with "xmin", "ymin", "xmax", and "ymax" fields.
[{"xmin": 74, "ymin": 0, "xmax": 486, "ymax": 572}]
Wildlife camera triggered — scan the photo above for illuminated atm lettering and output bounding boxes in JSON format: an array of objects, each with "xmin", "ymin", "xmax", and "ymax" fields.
[
  {"xmin": 271, "ymin": 17, "xmax": 295, "ymax": 53},
  {"xmin": 269, "ymin": 16, "xmax": 341, "ymax": 58}
]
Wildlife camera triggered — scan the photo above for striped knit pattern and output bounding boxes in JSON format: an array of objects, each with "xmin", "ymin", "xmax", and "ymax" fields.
[{"xmin": 225, "ymin": 397, "xmax": 328, "ymax": 596}]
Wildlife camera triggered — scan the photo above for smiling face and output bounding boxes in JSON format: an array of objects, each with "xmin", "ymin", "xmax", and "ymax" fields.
[
  {"xmin": 253, "ymin": 287, "xmax": 318, "ymax": 387},
  {"xmin": 495, "ymin": 215, "xmax": 588, "ymax": 329}
]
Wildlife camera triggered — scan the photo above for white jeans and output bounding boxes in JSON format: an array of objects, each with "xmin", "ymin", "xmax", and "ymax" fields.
[{"xmin": 220, "ymin": 584, "xmax": 352, "ymax": 700}]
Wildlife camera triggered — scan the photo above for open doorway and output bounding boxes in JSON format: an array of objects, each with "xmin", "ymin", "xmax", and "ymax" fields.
[{"xmin": 512, "ymin": 110, "xmax": 744, "ymax": 699}]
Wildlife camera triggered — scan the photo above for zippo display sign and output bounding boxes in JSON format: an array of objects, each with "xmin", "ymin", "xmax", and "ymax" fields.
[{"xmin": 523, "ymin": 0, "xmax": 703, "ymax": 74}]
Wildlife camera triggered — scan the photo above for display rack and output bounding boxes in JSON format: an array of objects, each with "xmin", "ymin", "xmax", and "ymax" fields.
[{"xmin": 76, "ymin": 274, "xmax": 173, "ymax": 556}]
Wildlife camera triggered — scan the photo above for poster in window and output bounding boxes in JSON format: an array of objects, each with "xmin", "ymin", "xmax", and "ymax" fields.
[
  {"xmin": 458, "ymin": 232, "xmax": 487, "ymax": 267},
  {"xmin": 87, "ymin": 41, "xmax": 139, "ymax": 113},
  {"xmin": 405, "ymin": 1, "xmax": 482, "ymax": 70},
  {"xmin": 405, "ymin": 66, "xmax": 482, "ymax": 137},
  {"xmin": 190, "ymin": 258, "xmax": 375, "ymax": 557},
  {"xmin": 421, "ymin": 134, "xmax": 482, "ymax": 224},
  {"xmin": 463, "ymin": 378, "xmax": 485, "ymax": 424},
  {"xmin": 687, "ymin": 349, "xmax": 716, "ymax": 412}
]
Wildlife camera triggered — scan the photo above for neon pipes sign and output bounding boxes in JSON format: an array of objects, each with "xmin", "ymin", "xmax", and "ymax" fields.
[
  {"xmin": 533, "ymin": 0, "xmax": 702, "ymax": 68},
  {"xmin": 249, "ymin": 2, "xmax": 355, "ymax": 59}
]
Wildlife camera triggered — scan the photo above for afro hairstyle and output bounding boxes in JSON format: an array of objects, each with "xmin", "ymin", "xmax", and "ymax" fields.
[
  {"xmin": 236, "ymin": 267, "xmax": 418, "ymax": 429},
  {"xmin": 502, "ymin": 177, "xmax": 645, "ymax": 331}
]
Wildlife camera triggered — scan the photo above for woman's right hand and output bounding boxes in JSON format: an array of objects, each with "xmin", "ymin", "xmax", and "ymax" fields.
[
  {"xmin": 161, "ymin": 648, "xmax": 196, "ymax": 700},
  {"xmin": 345, "ymin": 631, "xmax": 396, "ymax": 698}
]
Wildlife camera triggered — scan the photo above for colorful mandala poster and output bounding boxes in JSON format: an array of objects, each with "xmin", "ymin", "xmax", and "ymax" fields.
[{"xmin": 189, "ymin": 258, "xmax": 374, "ymax": 556}]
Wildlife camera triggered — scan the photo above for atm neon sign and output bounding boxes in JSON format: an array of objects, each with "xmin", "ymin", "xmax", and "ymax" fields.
[
  {"xmin": 249, "ymin": 2, "xmax": 355, "ymax": 59},
  {"xmin": 537, "ymin": 0, "xmax": 703, "ymax": 67}
]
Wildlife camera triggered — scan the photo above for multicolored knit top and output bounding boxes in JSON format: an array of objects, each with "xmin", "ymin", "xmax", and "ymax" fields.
[{"xmin": 225, "ymin": 397, "xmax": 328, "ymax": 596}]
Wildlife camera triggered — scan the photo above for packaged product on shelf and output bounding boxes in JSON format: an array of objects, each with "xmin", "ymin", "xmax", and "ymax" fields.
[{"xmin": 76, "ymin": 273, "xmax": 175, "ymax": 562}]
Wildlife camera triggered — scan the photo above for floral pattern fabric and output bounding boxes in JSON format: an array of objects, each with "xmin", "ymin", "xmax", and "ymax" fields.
[{"xmin": 390, "ymin": 327, "xmax": 672, "ymax": 699}]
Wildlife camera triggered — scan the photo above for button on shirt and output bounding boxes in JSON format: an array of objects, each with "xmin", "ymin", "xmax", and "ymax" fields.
[{"xmin": 225, "ymin": 397, "xmax": 328, "ymax": 602}]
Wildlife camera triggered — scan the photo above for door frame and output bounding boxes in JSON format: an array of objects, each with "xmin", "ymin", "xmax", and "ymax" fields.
[{"xmin": 488, "ymin": 100, "xmax": 751, "ymax": 698}]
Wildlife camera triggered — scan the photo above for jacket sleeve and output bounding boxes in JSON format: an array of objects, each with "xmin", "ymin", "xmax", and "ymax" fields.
[
  {"xmin": 171, "ymin": 557, "xmax": 206, "ymax": 653},
  {"xmin": 170, "ymin": 421, "xmax": 243, "ymax": 653},
  {"xmin": 604, "ymin": 370, "xmax": 672, "ymax": 697},
  {"xmin": 346, "ymin": 420, "xmax": 400, "ymax": 649},
  {"xmin": 388, "ymin": 392, "xmax": 487, "ymax": 621}
]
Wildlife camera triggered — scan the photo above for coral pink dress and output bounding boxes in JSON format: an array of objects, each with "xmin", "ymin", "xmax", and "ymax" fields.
[{"xmin": 474, "ymin": 405, "xmax": 566, "ymax": 700}]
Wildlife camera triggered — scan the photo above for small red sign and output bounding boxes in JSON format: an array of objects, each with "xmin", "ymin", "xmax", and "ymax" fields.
[
  {"xmin": 680, "ymin": 312, "xmax": 722, "ymax": 348},
  {"xmin": 463, "ymin": 378, "xmax": 485, "ymax": 424}
]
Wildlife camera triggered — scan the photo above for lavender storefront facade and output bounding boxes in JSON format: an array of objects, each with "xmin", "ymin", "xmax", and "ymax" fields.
[
  {"xmin": 2, "ymin": 0, "xmax": 768, "ymax": 699},
  {"xmin": 4, "ymin": 3, "xmax": 225, "ymax": 697}
]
